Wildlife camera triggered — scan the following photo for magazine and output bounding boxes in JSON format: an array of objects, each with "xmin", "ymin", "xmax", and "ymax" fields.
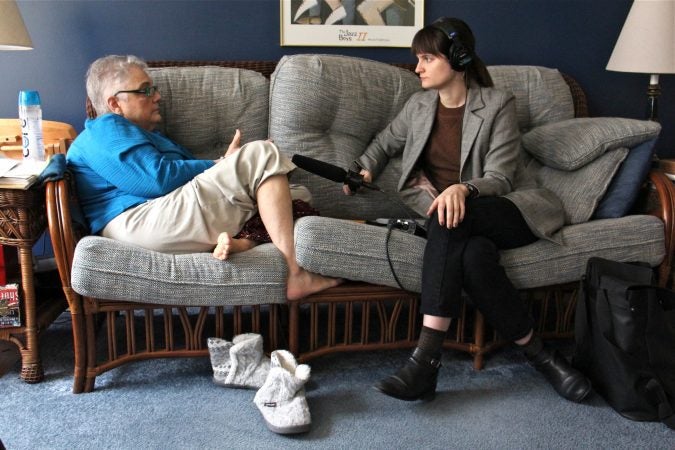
[
  {"xmin": 0, "ymin": 283, "xmax": 20, "ymax": 328},
  {"xmin": 0, "ymin": 158, "xmax": 47, "ymax": 189}
]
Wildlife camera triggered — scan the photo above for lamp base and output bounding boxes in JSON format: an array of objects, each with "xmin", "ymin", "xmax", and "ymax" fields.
[
  {"xmin": 647, "ymin": 81, "xmax": 660, "ymax": 122},
  {"xmin": 647, "ymin": 74, "xmax": 662, "ymax": 163}
]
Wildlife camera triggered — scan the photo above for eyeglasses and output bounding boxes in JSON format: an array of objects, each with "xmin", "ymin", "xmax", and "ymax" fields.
[{"xmin": 114, "ymin": 85, "xmax": 159, "ymax": 97}]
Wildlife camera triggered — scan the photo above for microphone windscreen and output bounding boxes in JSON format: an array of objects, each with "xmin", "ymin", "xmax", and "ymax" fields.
[{"xmin": 292, "ymin": 154, "xmax": 347, "ymax": 183}]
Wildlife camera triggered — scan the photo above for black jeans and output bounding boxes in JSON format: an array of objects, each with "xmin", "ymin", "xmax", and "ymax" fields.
[{"xmin": 420, "ymin": 196, "xmax": 537, "ymax": 342}]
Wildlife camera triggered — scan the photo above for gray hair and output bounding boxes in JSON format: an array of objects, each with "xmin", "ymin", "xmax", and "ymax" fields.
[{"xmin": 86, "ymin": 55, "xmax": 148, "ymax": 116}]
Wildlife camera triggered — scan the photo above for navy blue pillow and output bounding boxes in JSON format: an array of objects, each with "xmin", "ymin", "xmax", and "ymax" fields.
[{"xmin": 592, "ymin": 138, "xmax": 656, "ymax": 219}]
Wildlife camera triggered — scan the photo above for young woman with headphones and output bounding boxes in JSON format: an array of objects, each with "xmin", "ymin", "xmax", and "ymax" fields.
[{"xmin": 345, "ymin": 17, "xmax": 592, "ymax": 403}]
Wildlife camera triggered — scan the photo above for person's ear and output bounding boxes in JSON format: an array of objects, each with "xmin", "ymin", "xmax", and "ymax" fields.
[{"xmin": 107, "ymin": 95, "xmax": 123, "ymax": 115}]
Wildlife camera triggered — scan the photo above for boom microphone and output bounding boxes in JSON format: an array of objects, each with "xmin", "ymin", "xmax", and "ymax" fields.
[{"xmin": 291, "ymin": 154, "xmax": 382, "ymax": 192}]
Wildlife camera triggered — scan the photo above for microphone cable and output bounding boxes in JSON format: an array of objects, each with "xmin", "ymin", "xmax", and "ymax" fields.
[
  {"xmin": 385, "ymin": 221, "xmax": 406, "ymax": 291},
  {"xmin": 345, "ymin": 170, "xmax": 425, "ymax": 293},
  {"xmin": 380, "ymin": 191, "xmax": 426, "ymax": 292}
]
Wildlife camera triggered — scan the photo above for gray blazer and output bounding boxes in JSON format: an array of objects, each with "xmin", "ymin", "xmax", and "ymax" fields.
[{"xmin": 354, "ymin": 84, "xmax": 564, "ymax": 243}]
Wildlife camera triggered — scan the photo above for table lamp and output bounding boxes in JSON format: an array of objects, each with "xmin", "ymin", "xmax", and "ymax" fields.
[
  {"xmin": 606, "ymin": 0, "xmax": 675, "ymax": 122},
  {"xmin": 0, "ymin": 1, "xmax": 33, "ymax": 50}
]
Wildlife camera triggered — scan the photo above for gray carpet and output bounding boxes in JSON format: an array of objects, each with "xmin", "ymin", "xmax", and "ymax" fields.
[{"xmin": 1, "ymin": 313, "xmax": 673, "ymax": 449}]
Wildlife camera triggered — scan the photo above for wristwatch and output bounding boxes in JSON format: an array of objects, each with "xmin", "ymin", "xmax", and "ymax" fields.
[{"xmin": 462, "ymin": 182, "xmax": 479, "ymax": 199}]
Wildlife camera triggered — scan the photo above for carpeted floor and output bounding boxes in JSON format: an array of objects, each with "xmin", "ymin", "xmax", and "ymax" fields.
[{"xmin": 1, "ymin": 313, "xmax": 673, "ymax": 449}]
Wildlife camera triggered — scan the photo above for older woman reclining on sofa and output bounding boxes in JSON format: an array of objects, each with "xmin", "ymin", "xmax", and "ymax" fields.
[{"xmin": 66, "ymin": 54, "xmax": 341, "ymax": 300}]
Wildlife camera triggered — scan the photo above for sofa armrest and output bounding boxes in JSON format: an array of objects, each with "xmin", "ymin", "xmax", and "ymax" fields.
[
  {"xmin": 45, "ymin": 176, "xmax": 80, "ymax": 292},
  {"xmin": 45, "ymin": 174, "xmax": 89, "ymax": 393},
  {"xmin": 646, "ymin": 168, "xmax": 675, "ymax": 286}
]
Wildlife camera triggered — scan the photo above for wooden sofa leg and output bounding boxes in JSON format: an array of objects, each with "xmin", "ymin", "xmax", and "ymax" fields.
[
  {"xmin": 472, "ymin": 310, "xmax": 486, "ymax": 370},
  {"xmin": 288, "ymin": 300, "xmax": 299, "ymax": 357},
  {"xmin": 473, "ymin": 353, "xmax": 485, "ymax": 371},
  {"xmin": 83, "ymin": 310, "xmax": 98, "ymax": 393},
  {"xmin": 64, "ymin": 289, "xmax": 86, "ymax": 394}
]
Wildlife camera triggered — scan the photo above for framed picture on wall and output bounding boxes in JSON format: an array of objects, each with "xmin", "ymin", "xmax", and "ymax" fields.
[{"xmin": 280, "ymin": 0, "xmax": 424, "ymax": 47}]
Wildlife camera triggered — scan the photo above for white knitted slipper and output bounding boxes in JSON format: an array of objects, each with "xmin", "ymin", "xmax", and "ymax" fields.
[
  {"xmin": 207, "ymin": 333, "xmax": 270, "ymax": 389},
  {"xmin": 253, "ymin": 350, "xmax": 311, "ymax": 434}
]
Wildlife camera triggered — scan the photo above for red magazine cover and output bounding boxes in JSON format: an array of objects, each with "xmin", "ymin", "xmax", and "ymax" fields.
[{"xmin": 0, "ymin": 283, "xmax": 20, "ymax": 328}]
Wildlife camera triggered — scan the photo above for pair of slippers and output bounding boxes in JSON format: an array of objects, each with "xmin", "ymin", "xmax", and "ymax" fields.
[{"xmin": 208, "ymin": 334, "xmax": 312, "ymax": 434}]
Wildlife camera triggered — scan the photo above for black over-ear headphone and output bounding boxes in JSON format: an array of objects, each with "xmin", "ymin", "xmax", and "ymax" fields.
[{"xmin": 433, "ymin": 22, "xmax": 473, "ymax": 72}]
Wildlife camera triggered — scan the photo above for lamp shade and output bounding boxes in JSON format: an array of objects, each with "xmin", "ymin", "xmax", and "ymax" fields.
[
  {"xmin": 0, "ymin": 1, "xmax": 33, "ymax": 50},
  {"xmin": 607, "ymin": 0, "xmax": 675, "ymax": 74}
]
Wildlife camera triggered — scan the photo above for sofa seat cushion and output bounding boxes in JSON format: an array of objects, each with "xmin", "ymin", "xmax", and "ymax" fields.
[
  {"xmin": 294, "ymin": 215, "xmax": 664, "ymax": 292},
  {"xmin": 501, "ymin": 215, "xmax": 665, "ymax": 289},
  {"xmin": 148, "ymin": 66, "xmax": 270, "ymax": 160},
  {"xmin": 294, "ymin": 216, "xmax": 426, "ymax": 293},
  {"xmin": 71, "ymin": 236, "xmax": 287, "ymax": 306}
]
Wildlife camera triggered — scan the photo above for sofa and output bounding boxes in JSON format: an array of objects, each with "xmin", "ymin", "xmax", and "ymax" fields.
[{"xmin": 47, "ymin": 54, "xmax": 674, "ymax": 393}]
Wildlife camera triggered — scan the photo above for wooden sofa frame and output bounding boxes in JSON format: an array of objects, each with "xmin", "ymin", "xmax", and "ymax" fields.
[{"xmin": 48, "ymin": 60, "xmax": 675, "ymax": 393}]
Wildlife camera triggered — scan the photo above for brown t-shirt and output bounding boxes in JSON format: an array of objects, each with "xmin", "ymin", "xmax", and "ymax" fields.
[{"xmin": 422, "ymin": 101, "xmax": 465, "ymax": 193}]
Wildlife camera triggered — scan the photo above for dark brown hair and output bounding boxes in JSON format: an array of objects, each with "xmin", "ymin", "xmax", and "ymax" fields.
[{"xmin": 411, "ymin": 17, "xmax": 493, "ymax": 88}]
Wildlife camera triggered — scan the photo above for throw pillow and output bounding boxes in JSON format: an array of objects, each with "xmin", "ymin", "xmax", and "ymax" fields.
[
  {"xmin": 535, "ymin": 147, "xmax": 629, "ymax": 224},
  {"xmin": 593, "ymin": 138, "xmax": 657, "ymax": 219},
  {"xmin": 522, "ymin": 118, "xmax": 660, "ymax": 171}
]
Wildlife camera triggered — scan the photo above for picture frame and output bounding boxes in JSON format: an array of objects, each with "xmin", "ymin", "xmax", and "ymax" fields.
[{"xmin": 280, "ymin": 0, "xmax": 424, "ymax": 48}]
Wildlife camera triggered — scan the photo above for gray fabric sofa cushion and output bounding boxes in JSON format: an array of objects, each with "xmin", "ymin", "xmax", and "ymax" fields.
[
  {"xmin": 501, "ymin": 215, "xmax": 665, "ymax": 289},
  {"xmin": 522, "ymin": 117, "xmax": 661, "ymax": 171},
  {"xmin": 294, "ymin": 215, "xmax": 664, "ymax": 292},
  {"xmin": 148, "ymin": 66, "xmax": 269, "ymax": 160},
  {"xmin": 534, "ymin": 148, "xmax": 628, "ymax": 224},
  {"xmin": 294, "ymin": 216, "xmax": 426, "ymax": 293},
  {"xmin": 488, "ymin": 66, "xmax": 575, "ymax": 132},
  {"xmin": 71, "ymin": 236, "xmax": 287, "ymax": 306},
  {"xmin": 269, "ymin": 54, "xmax": 422, "ymax": 220}
]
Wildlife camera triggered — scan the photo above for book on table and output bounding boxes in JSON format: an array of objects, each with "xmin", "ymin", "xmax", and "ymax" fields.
[{"xmin": 0, "ymin": 158, "xmax": 47, "ymax": 189}]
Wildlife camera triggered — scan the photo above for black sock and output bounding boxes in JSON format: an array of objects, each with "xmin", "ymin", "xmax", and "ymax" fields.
[
  {"xmin": 416, "ymin": 326, "xmax": 447, "ymax": 360},
  {"xmin": 520, "ymin": 334, "xmax": 544, "ymax": 359}
]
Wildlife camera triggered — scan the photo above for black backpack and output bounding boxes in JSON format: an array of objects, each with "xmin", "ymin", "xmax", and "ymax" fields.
[{"xmin": 572, "ymin": 257, "xmax": 675, "ymax": 428}]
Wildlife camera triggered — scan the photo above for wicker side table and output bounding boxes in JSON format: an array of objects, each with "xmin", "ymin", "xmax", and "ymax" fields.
[{"xmin": 0, "ymin": 185, "xmax": 66, "ymax": 382}]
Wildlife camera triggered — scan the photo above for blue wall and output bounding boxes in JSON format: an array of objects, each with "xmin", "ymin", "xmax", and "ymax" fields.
[{"xmin": 1, "ymin": 0, "xmax": 673, "ymax": 156}]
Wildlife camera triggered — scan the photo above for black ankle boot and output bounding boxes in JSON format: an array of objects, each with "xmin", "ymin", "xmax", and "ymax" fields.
[
  {"xmin": 527, "ymin": 346, "xmax": 591, "ymax": 403},
  {"xmin": 374, "ymin": 349, "xmax": 441, "ymax": 401}
]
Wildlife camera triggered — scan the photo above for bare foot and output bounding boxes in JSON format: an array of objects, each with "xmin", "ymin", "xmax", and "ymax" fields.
[
  {"xmin": 212, "ymin": 232, "xmax": 257, "ymax": 260},
  {"xmin": 286, "ymin": 268, "xmax": 343, "ymax": 300}
]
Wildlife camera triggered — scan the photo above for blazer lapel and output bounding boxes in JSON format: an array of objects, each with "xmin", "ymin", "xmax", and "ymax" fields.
[
  {"xmin": 400, "ymin": 91, "xmax": 437, "ymax": 185},
  {"xmin": 460, "ymin": 86, "xmax": 485, "ymax": 171}
]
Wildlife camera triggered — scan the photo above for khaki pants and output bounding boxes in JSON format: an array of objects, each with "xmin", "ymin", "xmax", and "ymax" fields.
[{"xmin": 102, "ymin": 140, "xmax": 309, "ymax": 254}]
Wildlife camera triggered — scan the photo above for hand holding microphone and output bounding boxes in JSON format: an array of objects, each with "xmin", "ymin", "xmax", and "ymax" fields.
[
  {"xmin": 343, "ymin": 168, "xmax": 373, "ymax": 195},
  {"xmin": 291, "ymin": 154, "xmax": 382, "ymax": 193}
]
